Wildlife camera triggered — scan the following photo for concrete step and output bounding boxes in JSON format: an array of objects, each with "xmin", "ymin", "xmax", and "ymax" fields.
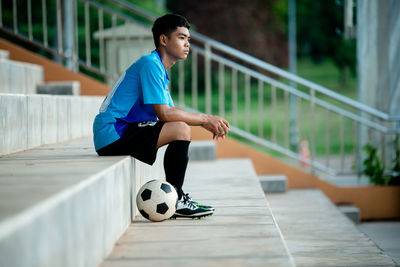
[
  {"xmin": 188, "ymin": 140, "xmax": 216, "ymax": 161},
  {"xmin": 0, "ymin": 57, "xmax": 43, "ymax": 94},
  {"xmin": 0, "ymin": 49, "xmax": 9, "ymax": 59},
  {"xmin": 0, "ymin": 93, "xmax": 103, "ymax": 156},
  {"xmin": 266, "ymin": 189, "xmax": 396, "ymax": 266},
  {"xmin": 259, "ymin": 174, "xmax": 287, "ymax": 193},
  {"xmin": 0, "ymin": 137, "xmax": 166, "ymax": 267},
  {"xmin": 337, "ymin": 204, "xmax": 361, "ymax": 224},
  {"xmin": 37, "ymin": 81, "xmax": 81, "ymax": 95},
  {"xmin": 101, "ymin": 159, "xmax": 296, "ymax": 267}
]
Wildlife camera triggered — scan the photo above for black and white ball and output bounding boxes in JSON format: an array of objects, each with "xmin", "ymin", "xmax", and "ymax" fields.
[{"xmin": 136, "ymin": 180, "xmax": 178, "ymax": 222}]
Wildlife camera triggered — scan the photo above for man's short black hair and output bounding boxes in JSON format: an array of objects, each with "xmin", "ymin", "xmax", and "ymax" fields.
[{"xmin": 152, "ymin": 14, "xmax": 190, "ymax": 48}]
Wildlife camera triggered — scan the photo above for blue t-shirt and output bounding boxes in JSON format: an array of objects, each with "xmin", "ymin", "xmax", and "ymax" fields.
[{"xmin": 93, "ymin": 50, "xmax": 173, "ymax": 151}]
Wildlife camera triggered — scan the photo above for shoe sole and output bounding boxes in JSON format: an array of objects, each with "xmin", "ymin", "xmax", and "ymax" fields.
[{"xmin": 170, "ymin": 212, "xmax": 214, "ymax": 219}]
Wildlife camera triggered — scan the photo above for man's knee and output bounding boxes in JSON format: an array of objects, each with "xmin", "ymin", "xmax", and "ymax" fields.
[{"xmin": 174, "ymin": 121, "xmax": 191, "ymax": 141}]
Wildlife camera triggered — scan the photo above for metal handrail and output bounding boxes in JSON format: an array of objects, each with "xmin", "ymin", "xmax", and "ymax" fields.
[{"xmin": 105, "ymin": 0, "xmax": 397, "ymax": 122}]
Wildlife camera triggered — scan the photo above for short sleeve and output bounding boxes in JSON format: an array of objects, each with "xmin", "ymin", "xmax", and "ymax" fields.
[{"xmin": 140, "ymin": 62, "xmax": 168, "ymax": 105}]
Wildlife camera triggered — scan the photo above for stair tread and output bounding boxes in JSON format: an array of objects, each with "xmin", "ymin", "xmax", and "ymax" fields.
[
  {"xmin": 0, "ymin": 137, "xmax": 128, "ymax": 225},
  {"xmin": 102, "ymin": 159, "xmax": 295, "ymax": 267}
]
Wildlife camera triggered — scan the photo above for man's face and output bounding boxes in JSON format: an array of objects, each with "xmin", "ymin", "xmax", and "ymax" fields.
[{"xmin": 163, "ymin": 26, "xmax": 191, "ymax": 60}]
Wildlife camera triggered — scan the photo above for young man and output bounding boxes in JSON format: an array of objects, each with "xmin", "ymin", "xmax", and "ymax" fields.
[{"xmin": 93, "ymin": 14, "xmax": 230, "ymax": 218}]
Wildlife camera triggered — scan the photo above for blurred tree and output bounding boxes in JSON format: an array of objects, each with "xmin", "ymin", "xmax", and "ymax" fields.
[
  {"xmin": 166, "ymin": 0, "xmax": 288, "ymax": 68},
  {"xmin": 297, "ymin": 0, "xmax": 356, "ymax": 84}
]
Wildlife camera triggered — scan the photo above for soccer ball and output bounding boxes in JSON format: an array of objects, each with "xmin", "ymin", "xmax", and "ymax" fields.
[{"xmin": 136, "ymin": 180, "xmax": 178, "ymax": 222}]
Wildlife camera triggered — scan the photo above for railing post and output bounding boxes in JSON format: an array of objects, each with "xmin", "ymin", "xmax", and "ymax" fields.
[
  {"xmin": 27, "ymin": 0, "xmax": 33, "ymax": 40},
  {"xmin": 179, "ymin": 60, "xmax": 184, "ymax": 106},
  {"xmin": 191, "ymin": 49, "xmax": 198, "ymax": 110},
  {"xmin": 205, "ymin": 43, "xmax": 212, "ymax": 115},
  {"xmin": 12, "ymin": 0, "xmax": 17, "ymax": 33},
  {"xmin": 0, "ymin": 0, "xmax": 2, "ymax": 27},
  {"xmin": 232, "ymin": 69, "xmax": 238, "ymax": 126},
  {"xmin": 310, "ymin": 88, "xmax": 316, "ymax": 173},
  {"xmin": 85, "ymin": 1, "xmax": 91, "ymax": 67},
  {"xmin": 258, "ymin": 80, "xmax": 264, "ymax": 138},
  {"xmin": 56, "ymin": 0, "xmax": 63, "ymax": 55},
  {"xmin": 64, "ymin": 0, "xmax": 74, "ymax": 70},
  {"xmin": 245, "ymin": 74, "xmax": 251, "ymax": 133},
  {"xmin": 98, "ymin": 8, "xmax": 105, "ymax": 73},
  {"xmin": 272, "ymin": 85, "xmax": 277, "ymax": 143},
  {"xmin": 218, "ymin": 62, "xmax": 225, "ymax": 117},
  {"xmin": 325, "ymin": 109, "xmax": 331, "ymax": 168},
  {"xmin": 42, "ymin": 0, "xmax": 48, "ymax": 47},
  {"xmin": 340, "ymin": 115, "xmax": 344, "ymax": 172}
]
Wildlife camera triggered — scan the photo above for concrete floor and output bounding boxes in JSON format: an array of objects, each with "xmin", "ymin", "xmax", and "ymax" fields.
[{"xmin": 357, "ymin": 222, "xmax": 400, "ymax": 266}]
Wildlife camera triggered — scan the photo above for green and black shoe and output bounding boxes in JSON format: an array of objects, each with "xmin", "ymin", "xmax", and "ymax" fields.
[{"xmin": 184, "ymin": 193, "xmax": 215, "ymax": 212}]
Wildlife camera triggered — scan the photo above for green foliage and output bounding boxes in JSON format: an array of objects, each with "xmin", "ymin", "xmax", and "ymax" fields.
[
  {"xmin": 297, "ymin": 0, "xmax": 356, "ymax": 84},
  {"xmin": 362, "ymin": 136, "xmax": 400, "ymax": 186}
]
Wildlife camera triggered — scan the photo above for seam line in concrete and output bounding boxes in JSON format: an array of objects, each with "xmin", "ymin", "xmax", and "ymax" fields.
[{"xmin": 265, "ymin": 195, "xmax": 297, "ymax": 267}]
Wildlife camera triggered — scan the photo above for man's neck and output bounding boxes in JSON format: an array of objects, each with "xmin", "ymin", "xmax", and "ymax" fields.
[{"xmin": 157, "ymin": 48, "xmax": 177, "ymax": 70}]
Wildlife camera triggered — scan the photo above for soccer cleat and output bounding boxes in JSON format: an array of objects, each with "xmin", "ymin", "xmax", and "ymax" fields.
[
  {"xmin": 173, "ymin": 194, "xmax": 214, "ymax": 218},
  {"xmin": 184, "ymin": 193, "xmax": 215, "ymax": 211}
]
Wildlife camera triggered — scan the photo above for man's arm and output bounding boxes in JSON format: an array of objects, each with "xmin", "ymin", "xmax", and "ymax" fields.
[{"xmin": 153, "ymin": 104, "xmax": 230, "ymax": 139}]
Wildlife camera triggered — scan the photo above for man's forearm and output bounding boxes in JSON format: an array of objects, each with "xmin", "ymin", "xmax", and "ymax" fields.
[{"xmin": 155, "ymin": 106, "xmax": 207, "ymax": 126}]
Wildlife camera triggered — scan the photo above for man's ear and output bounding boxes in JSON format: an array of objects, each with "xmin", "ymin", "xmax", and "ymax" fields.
[{"xmin": 159, "ymin": 34, "xmax": 168, "ymax": 47}]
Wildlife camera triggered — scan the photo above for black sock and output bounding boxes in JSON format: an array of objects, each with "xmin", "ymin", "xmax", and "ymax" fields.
[{"xmin": 163, "ymin": 140, "xmax": 190, "ymax": 200}]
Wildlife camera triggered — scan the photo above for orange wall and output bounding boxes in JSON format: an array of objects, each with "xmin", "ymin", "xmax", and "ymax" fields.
[{"xmin": 0, "ymin": 38, "xmax": 110, "ymax": 96}]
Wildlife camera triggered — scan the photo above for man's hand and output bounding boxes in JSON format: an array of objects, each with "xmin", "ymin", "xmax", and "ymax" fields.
[
  {"xmin": 153, "ymin": 104, "xmax": 230, "ymax": 140},
  {"xmin": 202, "ymin": 115, "xmax": 230, "ymax": 140}
]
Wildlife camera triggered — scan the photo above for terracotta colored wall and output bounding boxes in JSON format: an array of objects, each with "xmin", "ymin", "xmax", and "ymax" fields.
[{"xmin": 0, "ymin": 38, "xmax": 110, "ymax": 96}]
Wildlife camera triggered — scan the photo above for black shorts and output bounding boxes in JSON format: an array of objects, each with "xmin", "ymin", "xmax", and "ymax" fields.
[{"xmin": 96, "ymin": 121, "xmax": 165, "ymax": 165}]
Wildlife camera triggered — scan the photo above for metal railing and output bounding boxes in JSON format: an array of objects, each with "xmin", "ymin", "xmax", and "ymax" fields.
[{"xmin": 1, "ymin": 0, "xmax": 399, "ymax": 176}]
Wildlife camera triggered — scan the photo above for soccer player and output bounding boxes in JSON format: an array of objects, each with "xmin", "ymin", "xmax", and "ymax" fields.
[{"xmin": 93, "ymin": 14, "xmax": 230, "ymax": 218}]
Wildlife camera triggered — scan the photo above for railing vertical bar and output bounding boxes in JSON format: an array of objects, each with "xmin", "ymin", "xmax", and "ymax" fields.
[
  {"xmin": 258, "ymin": 79, "xmax": 264, "ymax": 138},
  {"xmin": 85, "ymin": 2, "xmax": 91, "ymax": 66},
  {"xmin": 191, "ymin": 49, "xmax": 198, "ymax": 110},
  {"xmin": 218, "ymin": 62, "xmax": 225, "ymax": 117},
  {"xmin": 205, "ymin": 43, "xmax": 212, "ymax": 114},
  {"xmin": 285, "ymin": 90, "xmax": 289, "ymax": 149},
  {"xmin": 310, "ymin": 88, "xmax": 316, "ymax": 173},
  {"xmin": 272, "ymin": 85, "xmax": 277, "ymax": 143},
  {"xmin": 232, "ymin": 68, "xmax": 238, "ymax": 126},
  {"xmin": 42, "ymin": 0, "xmax": 48, "ymax": 47},
  {"xmin": 124, "ymin": 20, "xmax": 130, "ymax": 69},
  {"xmin": 381, "ymin": 133, "xmax": 386, "ymax": 168},
  {"xmin": 111, "ymin": 14, "xmax": 117, "ymax": 79},
  {"xmin": 245, "ymin": 74, "xmax": 251, "ymax": 133},
  {"xmin": 353, "ymin": 120, "xmax": 358, "ymax": 173},
  {"xmin": 179, "ymin": 60, "xmax": 184, "ymax": 105},
  {"xmin": 325, "ymin": 109, "xmax": 330, "ymax": 167},
  {"xmin": 27, "ymin": 0, "xmax": 33, "ymax": 40},
  {"xmin": 56, "ymin": 0, "xmax": 63, "ymax": 54},
  {"xmin": 98, "ymin": 8, "xmax": 105, "ymax": 72},
  {"xmin": 13, "ymin": 0, "xmax": 17, "ymax": 33},
  {"xmin": 297, "ymin": 97, "xmax": 302, "ymax": 143},
  {"xmin": 340, "ymin": 115, "xmax": 345, "ymax": 172},
  {"xmin": 72, "ymin": 0, "xmax": 78, "ymax": 71},
  {"xmin": 0, "ymin": 0, "xmax": 2, "ymax": 27}
]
